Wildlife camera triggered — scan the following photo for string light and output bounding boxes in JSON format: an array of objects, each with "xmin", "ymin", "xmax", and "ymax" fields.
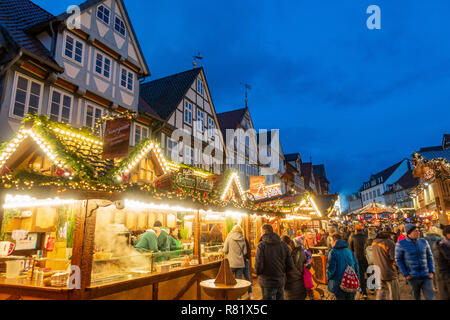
[
  {"xmin": 220, "ymin": 172, "xmax": 246, "ymax": 201},
  {"xmin": 3, "ymin": 194, "xmax": 76, "ymax": 209}
]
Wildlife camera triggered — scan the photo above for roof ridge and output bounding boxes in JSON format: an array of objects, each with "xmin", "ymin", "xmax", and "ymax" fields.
[
  {"xmin": 216, "ymin": 107, "xmax": 247, "ymax": 116},
  {"xmin": 141, "ymin": 67, "xmax": 202, "ymax": 86}
]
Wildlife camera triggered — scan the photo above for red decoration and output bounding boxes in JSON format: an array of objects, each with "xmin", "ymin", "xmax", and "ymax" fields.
[
  {"xmin": 56, "ymin": 167, "xmax": 66, "ymax": 177},
  {"xmin": 1, "ymin": 166, "xmax": 11, "ymax": 175},
  {"xmin": 178, "ymin": 188, "xmax": 183, "ymax": 195},
  {"xmin": 203, "ymin": 192, "xmax": 208, "ymax": 199},
  {"xmin": 155, "ymin": 180, "xmax": 162, "ymax": 188},
  {"xmin": 121, "ymin": 174, "xmax": 129, "ymax": 182}
]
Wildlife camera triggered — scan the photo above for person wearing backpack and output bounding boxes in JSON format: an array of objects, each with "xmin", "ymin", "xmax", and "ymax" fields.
[
  {"xmin": 372, "ymin": 230, "xmax": 400, "ymax": 300},
  {"xmin": 326, "ymin": 233, "xmax": 360, "ymax": 300}
]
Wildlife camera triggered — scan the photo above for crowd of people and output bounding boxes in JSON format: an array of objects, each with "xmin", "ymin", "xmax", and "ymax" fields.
[{"xmin": 222, "ymin": 220, "xmax": 450, "ymax": 301}]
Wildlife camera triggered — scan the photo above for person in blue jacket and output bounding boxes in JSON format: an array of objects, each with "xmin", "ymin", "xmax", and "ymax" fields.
[
  {"xmin": 326, "ymin": 233, "xmax": 360, "ymax": 300},
  {"xmin": 395, "ymin": 224, "xmax": 435, "ymax": 300}
]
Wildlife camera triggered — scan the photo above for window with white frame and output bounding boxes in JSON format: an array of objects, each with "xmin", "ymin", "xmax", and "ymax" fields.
[
  {"xmin": 184, "ymin": 101, "xmax": 192, "ymax": 125},
  {"xmin": 97, "ymin": 5, "xmax": 110, "ymax": 25},
  {"xmin": 49, "ymin": 89, "xmax": 72, "ymax": 123},
  {"xmin": 95, "ymin": 52, "xmax": 111, "ymax": 79},
  {"xmin": 134, "ymin": 123, "xmax": 149, "ymax": 145},
  {"xmin": 167, "ymin": 139, "xmax": 179, "ymax": 162},
  {"xmin": 197, "ymin": 109, "xmax": 204, "ymax": 132},
  {"xmin": 114, "ymin": 16, "xmax": 126, "ymax": 37},
  {"xmin": 64, "ymin": 34, "xmax": 83, "ymax": 64},
  {"xmin": 11, "ymin": 75, "xmax": 42, "ymax": 118},
  {"xmin": 85, "ymin": 105, "xmax": 103, "ymax": 129},
  {"xmin": 184, "ymin": 146, "xmax": 194, "ymax": 165},
  {"xmin": 208, "ymin": 117, "xmax": 215, "ymax": 138},
  {"xmin": 120, "ymin": 68, "xmax": 134, "ymax": 91},
  {"xmin": 197, "ymin": 79, "xmax": 204, "ymax": 95}
]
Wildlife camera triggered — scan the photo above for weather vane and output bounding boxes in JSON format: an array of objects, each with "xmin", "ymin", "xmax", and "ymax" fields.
[
  {"xmin": 192, "ymin": 50, "xmax": 203, "ymax": 67},
  {"xmin": 240, "ymin": 82, "xmax": 252, "ymax": 108}
]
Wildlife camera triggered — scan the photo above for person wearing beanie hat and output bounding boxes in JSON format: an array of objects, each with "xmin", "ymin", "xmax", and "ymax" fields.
[
  {"xmin": 395, "ymin": 223, "xmax": 435, "ymax": 300},
  {"xmin": 433, "ymin": 225, "xmax": 450, "ymax": 300}
]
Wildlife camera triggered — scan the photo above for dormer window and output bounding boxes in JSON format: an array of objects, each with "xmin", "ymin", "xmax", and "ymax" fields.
[
  {"xmin": 97, "ymin": 5, "xmax": 111, "ymax": 25},
  {"xmin": 114, "ymin": 16, "xmax": 126, "ymax": 37}
]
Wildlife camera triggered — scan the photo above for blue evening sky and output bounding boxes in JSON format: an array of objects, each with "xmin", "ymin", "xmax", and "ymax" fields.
[{"xmin": 33, "ymin": 0, "xmax": 450, "ymax": 201}]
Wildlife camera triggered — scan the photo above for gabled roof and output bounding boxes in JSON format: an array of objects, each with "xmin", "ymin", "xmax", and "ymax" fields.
[
  {"xmin": 418, "ymin": 148, "xmax": 450, "ymax": 162},
  {"xmin": 52, "ymin": 0, "xmax": 149, "ymax": 77},
  {"xmin": 360, "ymin": 159, "xmax": 406, "ymax": 191},
  {"xmin": 284, "ymin": 153, "xmax": 301, "ymax": 163},
  {"xmin": 313, "ymin": 164, "xmax": 326, "ymax": 178},
  {"xmin": 0, "ymin": 0, "xmax": 62, "ymax": 70},
  {"xmin": 395, "ymin": 171, "xmax": 418, "ymax": 189},
  {"xmin": 139, "ymin": 68, "xmax": 202, "ymax": 121},
  {"xmin": 300, "ymin": 162, "xmax": 314, "ymax": 188},
  {"xmin": 216, "ymin": 107, "xmax": 247, "ymax": 139}
]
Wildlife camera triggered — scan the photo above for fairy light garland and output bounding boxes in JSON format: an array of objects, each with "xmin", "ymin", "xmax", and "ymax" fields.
[{"xmin": 220, "ymin": 171, "xmax": 246, "ymax": 201}]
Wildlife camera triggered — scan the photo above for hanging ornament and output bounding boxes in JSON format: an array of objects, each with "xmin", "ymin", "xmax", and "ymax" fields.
[
  {"xmin": 177, "ymin": 188, "xmax": 183, "ymax": 195},
  {"xmin": 121, "ymin": 173, "xmax": 129, "ymax": 182},
  {"xmin": 203, "ymin": 192, "xmax": 208, "ymax": 199},
  {"xmin": 56, "ymin": 167, "xmax": 66, "ymax": 177}
]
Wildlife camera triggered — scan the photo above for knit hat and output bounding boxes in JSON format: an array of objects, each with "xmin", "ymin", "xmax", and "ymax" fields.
[{"xmin": 405, "ymin": 224, "xmax": 417, "ymax": 235}]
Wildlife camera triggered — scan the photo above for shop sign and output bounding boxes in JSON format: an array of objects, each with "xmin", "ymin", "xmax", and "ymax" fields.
[
  {"xmin": 174, "ymin": 169, "xmax": 213, "ymax": 192},
  {"xmin": 250, "ymin": 176, "xmax": 266, "ymax": 196},
  {"xmin": 102, "ymin": 118, "xmax": 132, "ymax": 159}
]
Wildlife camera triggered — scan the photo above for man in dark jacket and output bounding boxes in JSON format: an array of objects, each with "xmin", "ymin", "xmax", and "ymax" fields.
[
  {"xmin": 372, "ymin": 231, "xmax": 400, "ymax": 300},
  {"xmin": 349, "ymin": 224, "xmax": 368, "ymax": 298},
  {"xmin": 255, "ymin": 224, "xmax": 294, "ymax": 300},
  {"xmin": 395, "ymin": 224, "xmax": 435, "ymax": 300},
  {"xmin": 433, "ymin": 225, "xmax": 450, "ymax": 300}
]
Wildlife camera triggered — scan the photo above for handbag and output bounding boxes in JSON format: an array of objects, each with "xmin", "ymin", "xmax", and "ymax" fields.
[
  {"xmin": 339, "ymin": 265, "xmax": 360, "ymax": 293},
  {"xmin": 303, "ymin": 266, "xmax": 314, "ymax": 289}
]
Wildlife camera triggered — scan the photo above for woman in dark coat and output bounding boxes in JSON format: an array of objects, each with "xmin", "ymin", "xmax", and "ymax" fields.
[{"xmin": 281, "ymin": 235, "xmax": 307, "ymax": 300}]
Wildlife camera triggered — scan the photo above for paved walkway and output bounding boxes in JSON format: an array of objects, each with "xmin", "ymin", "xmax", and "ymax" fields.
[{"xmin": 245, "ymin": 275, "xmax": 433, "ymax": 300}]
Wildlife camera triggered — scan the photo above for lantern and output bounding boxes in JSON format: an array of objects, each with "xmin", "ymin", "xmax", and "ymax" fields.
[
  {"xmin": 357, "ymin": 215, "xmax": 362, "ymax": 221},
  {"xmin": 392, "ymin": 214, "xmax": 398, "ymax": 220},
  {"xmin": 403, "ymin": 213, "xmax": 408, "ymax": 219}
]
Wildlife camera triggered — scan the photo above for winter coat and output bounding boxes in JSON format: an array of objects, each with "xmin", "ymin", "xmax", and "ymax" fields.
[
  {"xmin": 395, "ymin": 237, "xmax": 435, "ymax": 279},
  {"xmin": 425, "ymin": 234, "xmax": 442, "ymax": 253},
  {"xmin": 244, "ymin": 238, "xmax": 251, "ymax": 260},
  {"xmin": 318, "ymin": 235, "xmax": 328, "ymax": 247},
  {"xmin": 326, "ymin": 240, "xmax": 360, "ymax": 295},
  {"xmin": 157, "ymin": 229, "xmax": 171, "ymax": 252},
  {"xmin": 223, "ymin": 231, "xmax": 247, "ymax": 269},
  {"xmin": 433, "ymin": 238, "xmax": 450, "ymax": 279},
  {"xmin": 372, "ymin": 233, "xmax": 397, "ymax": 281},
  {"xmin": 349, "ymin": 231, "xmax": 368, "ymax": 263},
  {"xmin": 135, "ymin": 230, "xmax": 159, "ymax": 253},
  {"xmin": 284, "ymin": 246, "xmax": 307, "ymax": 300},
  {"xmin": 255, "ymin": 232, "xmax": 294, "ymax": 288}
]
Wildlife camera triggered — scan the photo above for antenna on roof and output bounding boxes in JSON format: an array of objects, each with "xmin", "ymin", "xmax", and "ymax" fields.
[
  {"xmin": 192, "ymin": 50, "xmax": 203, "ymax": 67},
  {"xmin": 240, "ymin": 82, "xmax": 252, "ymax": 108}
]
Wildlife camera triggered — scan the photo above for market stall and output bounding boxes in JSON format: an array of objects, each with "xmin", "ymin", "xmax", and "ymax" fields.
[{"xmin": 0, "ymin": 115, "xmax": 265, "ymax": 300}]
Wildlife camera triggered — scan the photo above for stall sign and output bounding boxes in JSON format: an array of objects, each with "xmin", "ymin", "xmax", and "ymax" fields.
[
  {"xmin": 102, "ymin": 118, "xmax": 132, "ymax": 159},
  {"xmin": 15, "ymin": 233, "xmax": 38, "ymax": 251},
  {"xmin": 250, "ymin": 176, "xmax": 266, "ymax": 196},
  {"xmin": 174, "ymin": 172, "xmax": 213, "ymax": 192}
]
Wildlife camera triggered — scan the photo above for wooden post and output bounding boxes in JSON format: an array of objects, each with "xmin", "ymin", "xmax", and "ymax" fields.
[
  {"xmin": 69, "ymin": 200, "xmax": 86, "ymax": 300},
  {"xmin": 0, "ymin": 192, "xmax": 5, "ymax": 240},
  {"xmin": 194, "ymin": 210, "xmax": 202, "ymax": 264}
]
